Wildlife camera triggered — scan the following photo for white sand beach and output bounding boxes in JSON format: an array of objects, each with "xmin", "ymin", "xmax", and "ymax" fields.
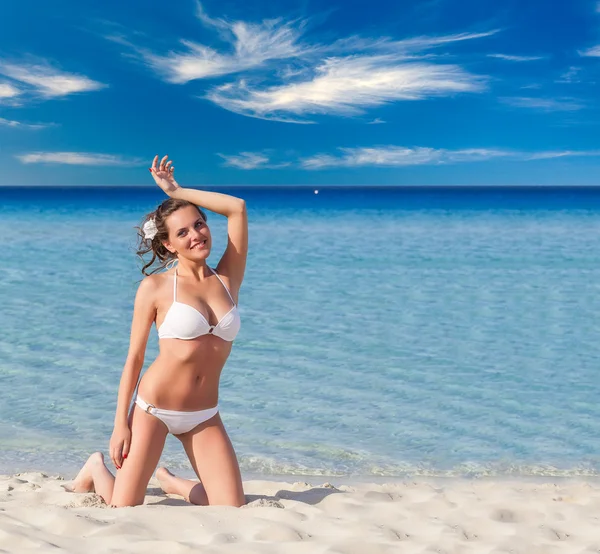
[{"xmin": 1, "ymin": 472, "xmax": 600, "ymax": 553}]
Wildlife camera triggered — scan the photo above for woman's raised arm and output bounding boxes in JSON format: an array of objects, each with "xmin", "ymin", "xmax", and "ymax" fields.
[{"xmin": 149, "ymin": 155, "xmax": 248, "ymax": 290}]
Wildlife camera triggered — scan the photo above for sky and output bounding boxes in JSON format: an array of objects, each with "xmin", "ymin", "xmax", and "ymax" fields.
[{"xmin": 1, "ymin": 0, "xmax": 600, "ymax": 186}]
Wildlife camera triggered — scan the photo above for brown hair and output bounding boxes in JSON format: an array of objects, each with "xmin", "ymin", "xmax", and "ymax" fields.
[{"xmin": 136, "ymin": 198, "xmax": 207, "ymax": 276}]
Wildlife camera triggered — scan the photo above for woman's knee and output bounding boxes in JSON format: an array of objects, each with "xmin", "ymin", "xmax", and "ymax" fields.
[
  {"xmin": 109, "ymin": 463, "xmax": 152, "ymax": 507},
  {"xmin": 110, "ymin": 483, "xmax": 145, "ymax": 507},
  {"xmin": 194, "ymin": 469, "xmax": 245, "ymax": 507}
]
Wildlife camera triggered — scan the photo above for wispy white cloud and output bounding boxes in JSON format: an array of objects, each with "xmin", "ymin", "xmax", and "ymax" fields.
[
  {"xmin": 116, "ymin": 4, "xmax": 495, "ymax": 121},
  {"xmin": 301, "ymin": 146, "xmax": 600, "ymax": 169},
  {"xmin": 136, "ymin": 2, "xmax": 498, "ymax": 86},
  {"xmin": 332, "ymin": 30, "xmax": 500, "ymax": 56},
  {"xmin": 208, "ymin": 56, "xmax": 486, "ymax": 122},
  {"xmin": 579, "ymin": 45, "xmax": 600, "ymax": 57},
  {"xmin": 16, "ymin": 152, "xmax": 143, "ymax": 166},
  {"xmin": 487, "ymin": 53, "xmax": 545, "ymax": 62},
  {"xmin": 0, "ymin": 61, "xmax": 106, "ymax": 98},
  {"xmin": 301, "ymin": 146, "xmax": 510, "ymax": 169},
  {"xmin": 524, "ymin": 150, "xmax": 600, "ymax": 160},
  {"xmin": 367, "ymin": 118, "xmax": 386, "ymax": 124},
  {"xmin": 0, "ymin": 117, "xmax": 50, "ymax": 129},
  {"xmin": 139, "ymin": 3, "xmax": 312, "ymax": 83},
  {"xmin": 219, "ymin": 152, "xmax": 268, "ymax": 169},
  {"xmin": 0, "ymin": 83, "xmax": 21, "ymax": 98},
  {"xmin": 217, "ymin": 151, "xmax": 291, "ymax": 169},
  {"xmin": 556, "ymin": 66, "xmax": 582, "ymax": 84},
  {"xmin": 499, "ymin": 96, "xmax": 584, "ymax": 111},
  {"xmin": 219, "ymin": 146, "xmax": 600, "ymax": 170},
  {"xmin": 204, "ymin": 28, "xmax": 494, "ymax": 121}
]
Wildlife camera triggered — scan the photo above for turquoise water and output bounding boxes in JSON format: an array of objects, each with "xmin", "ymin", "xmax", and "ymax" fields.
[{"xmin": 1, "ymin": 187, "xmax": 600, "ymax": 478}]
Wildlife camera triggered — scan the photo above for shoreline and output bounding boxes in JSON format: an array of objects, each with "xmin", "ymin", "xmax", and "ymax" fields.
[
  {"xmin": 4, "ymin": 460, "xmax": 600, "ymax": 486},
  {"xmin": 7, "ymin": 468, "xmax": 600, "ymax": 490}
]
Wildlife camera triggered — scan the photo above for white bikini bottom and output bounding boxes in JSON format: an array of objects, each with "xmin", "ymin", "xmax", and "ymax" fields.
[{"xmin": 135, "ymin": 396, "xmax": 219, "ymax": 435}]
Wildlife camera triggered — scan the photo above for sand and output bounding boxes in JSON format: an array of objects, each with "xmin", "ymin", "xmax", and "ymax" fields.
[{"xmin": 1, "ymin": 472, "xmax": 600, "ymax": 553}]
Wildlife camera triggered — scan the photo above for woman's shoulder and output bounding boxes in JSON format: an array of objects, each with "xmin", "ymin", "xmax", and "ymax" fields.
[{"xmin": 137, "ymin": 270, "xmax": 172, "ymax": 297}]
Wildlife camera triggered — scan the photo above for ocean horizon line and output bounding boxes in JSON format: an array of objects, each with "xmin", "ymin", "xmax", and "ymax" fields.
[{"xmin": 2, "ymin": 184, "xmax": 600, "ymax": 190}]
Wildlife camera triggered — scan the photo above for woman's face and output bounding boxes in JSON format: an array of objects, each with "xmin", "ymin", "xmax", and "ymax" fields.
[{"xmin": 164, "ymin": 205, "xmax": 211, "ymax": 261}]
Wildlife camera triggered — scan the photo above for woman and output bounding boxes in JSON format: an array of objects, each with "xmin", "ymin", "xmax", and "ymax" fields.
[{"xmin": 66, "ymin": 155, "xmax": 247, "ymax": 507}]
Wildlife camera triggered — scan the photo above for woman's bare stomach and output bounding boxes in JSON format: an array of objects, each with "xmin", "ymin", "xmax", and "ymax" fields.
[{"xmin": 137, "ymin": 339, "xmax": 232, "ymax": 411}]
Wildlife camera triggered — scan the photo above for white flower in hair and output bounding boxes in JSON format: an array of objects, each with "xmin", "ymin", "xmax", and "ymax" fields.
[{"xmin": 143, "ymin": 218, "xmax": 158, "ymax": 240}]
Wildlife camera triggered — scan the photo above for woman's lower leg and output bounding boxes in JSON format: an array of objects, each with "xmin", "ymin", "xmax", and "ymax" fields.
[
  {"xmin": 67, "ymin": 452, "xmax": 115, "ymax": 504},
  {"xmin": 156, "ymin": 467, "xmax": 208, "ymax": 505}
]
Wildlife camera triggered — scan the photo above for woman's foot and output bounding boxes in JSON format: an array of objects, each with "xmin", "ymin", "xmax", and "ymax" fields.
[
  {"xmin": 64, "ymin": 452, "xmax": 105, "ymax": 493},
  {"xmin": 155, "ymin": 467, "xmax": 177, "ymax": 495},
  {"xmin": 156, "ymin": 467, "xmax": 208, "ymax": 505}
]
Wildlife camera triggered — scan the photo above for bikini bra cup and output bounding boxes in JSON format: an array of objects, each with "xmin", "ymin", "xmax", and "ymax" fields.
[
  {"xmin": 157, "ymin": 267, "xmax": 241, "ymax": 342},
  {"xmin": 160, "ymin": 302, "xmax": 240, "ymax": 341}
]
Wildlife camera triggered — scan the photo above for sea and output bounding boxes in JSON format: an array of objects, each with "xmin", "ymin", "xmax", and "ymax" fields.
[{"xmin": 1, "ymin": 185, "xmax": 600, "ymax": 480}]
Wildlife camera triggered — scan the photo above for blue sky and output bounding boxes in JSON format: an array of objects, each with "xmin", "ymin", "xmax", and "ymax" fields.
[{"xmin": 2, "ymin": 0, "xmax": 600, "ymax": 186}]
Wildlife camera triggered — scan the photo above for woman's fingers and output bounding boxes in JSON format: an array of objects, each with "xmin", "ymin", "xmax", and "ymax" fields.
[
  {"xmin": 151, "ymin": 155, "xmax": 174, "ymax": 173},
  {"xmin": 150, "ymin": 155, "xmax": 176, "ymax": 192},
  {"xmin": 111, "ymin": 446, "xmax": 122, "ymax": 469}
]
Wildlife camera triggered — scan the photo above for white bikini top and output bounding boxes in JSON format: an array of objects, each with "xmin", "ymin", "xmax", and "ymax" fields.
[{"xmin": 157, "ymin": 267, "xmax": 241, "ymax": 342}]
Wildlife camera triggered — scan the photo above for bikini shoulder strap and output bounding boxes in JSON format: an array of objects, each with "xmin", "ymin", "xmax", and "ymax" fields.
[
  {"xmin": 209, "ymin": 267, "xmax": 236, "ymax": 305},
  {"xmin": 173, "ymin": 269, "xmax": 178, "ymax": 301}
]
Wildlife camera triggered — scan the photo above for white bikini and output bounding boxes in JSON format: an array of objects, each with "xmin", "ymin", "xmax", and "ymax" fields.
[
  {"xmin": 157, "ymin": 266, "xmax": 240, "ymax": 341},
  {"xmin": 135, "ymin": 397, "xmax": 219, "ymax": 435},
  {"xmin": 135, "ymin": 266, "xmax": 241, "ymax": 434}
]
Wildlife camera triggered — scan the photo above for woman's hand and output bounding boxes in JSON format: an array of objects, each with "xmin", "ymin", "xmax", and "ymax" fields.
[
  {"xmin": 149, "ymin": 154, "xmax": 180, "ymax": 196},
  {"xmin": 109, "ymin": 423, "xmax": 132, "ymax": 469}
]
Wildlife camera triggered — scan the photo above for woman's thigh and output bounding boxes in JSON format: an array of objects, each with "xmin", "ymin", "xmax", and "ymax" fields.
[
  {"xmin": 178, "ymin": 414, "xmax": 245, "ymax": 506},
  {"xmin": 110, "ymin": 406, "xmax": 168, "ymax": 507}
]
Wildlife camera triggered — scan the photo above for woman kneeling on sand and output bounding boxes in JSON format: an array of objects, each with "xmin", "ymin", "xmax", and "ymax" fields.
[{"xmin": 66, "ymin": 155, "xmax": 247, "ymax": 507}]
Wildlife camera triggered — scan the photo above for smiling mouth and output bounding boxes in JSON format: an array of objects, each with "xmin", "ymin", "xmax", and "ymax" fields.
[{"xmin": 192, "ymin": 240, "xmax": 207, "ymax": 250}]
